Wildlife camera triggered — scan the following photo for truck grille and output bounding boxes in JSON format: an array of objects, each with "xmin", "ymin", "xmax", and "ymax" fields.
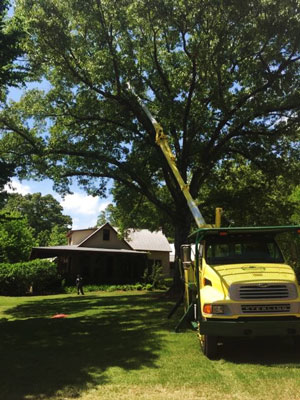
[
  {"xmin": 240, "ymin": 284, "xmax": 289, "ymax": 299},
  {"xmin": 229, "ymin": 283, "xmax": 297, "ymax": 301},
  {"xmin": 241, "ymin": 304, "xmax": 291, "ymax": 313}
]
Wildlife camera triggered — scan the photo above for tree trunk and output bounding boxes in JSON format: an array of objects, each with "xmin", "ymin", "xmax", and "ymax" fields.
[{"xmin": 172, "ymin": 207, "xmax": 193, "ymax": 290}]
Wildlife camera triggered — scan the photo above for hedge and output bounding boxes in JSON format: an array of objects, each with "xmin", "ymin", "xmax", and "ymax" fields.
[{"xmin": 0, "ymin": 259, "xmax": 62, "ymax": 296}]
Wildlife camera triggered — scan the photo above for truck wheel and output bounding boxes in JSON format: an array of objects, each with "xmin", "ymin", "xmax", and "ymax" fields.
[
  {"xmin": 293, "ymin": 336, "xmax": 300, "ymax": 349},
  {"xmin": 201, "ymin": 334, "xmax": 218, "ymax": 359}
]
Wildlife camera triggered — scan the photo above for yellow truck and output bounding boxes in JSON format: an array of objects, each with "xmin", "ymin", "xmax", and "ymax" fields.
[
  {"xmin": 130, "ymin": 85, "xmax": 300, "ymax": 358},
  {"xmin": 152, "ymin": 112, "xmax": 300, "ymax": 359},
  {"xmin": 182, "ymin": 225, "xmax": 300, "ymax": 359}
]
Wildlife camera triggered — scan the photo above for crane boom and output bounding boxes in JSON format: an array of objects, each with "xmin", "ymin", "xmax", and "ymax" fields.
[
  {"xmin": 128, "ymin": 83, "xmax": 206, "ymax": 227},
  {"xmin": 154, "ymin": 122, "xmax": 206, "ymax": 228}
]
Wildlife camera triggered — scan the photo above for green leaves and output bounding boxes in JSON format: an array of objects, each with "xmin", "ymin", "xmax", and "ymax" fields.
[
  {"xmin": 3, "ymin": 192, "xmax": 72, "ymax": 246},
  {"xmin": 0, "ymin": 259, "xmax": 62, "ymax": 295},
  {"xmin": 199, "ymin": 158, "xmax": 300, "ymax": 227},
  {"xmin": 0, "ymin": 210, "xmax": 37, "ymax": 263},
  {"xmin": 0, "ymin": 0, "xmax": 27, "ymax": 89},
  {"xmin": 0, "ymin": 0, "xmax": 299, "ymax": 249}
]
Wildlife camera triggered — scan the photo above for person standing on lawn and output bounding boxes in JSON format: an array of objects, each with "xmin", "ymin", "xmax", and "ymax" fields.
[{"xmin": 76, "ymin": 274, "xmax": 84, "ymax": 295}]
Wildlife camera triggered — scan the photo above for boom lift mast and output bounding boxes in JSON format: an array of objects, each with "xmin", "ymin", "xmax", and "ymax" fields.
[
  {"xmin": 128, "ymin": 83, "xmax": 208, "ymax": 228},
  {"xmin": 128, "ymin": 85, "xmax": 216, "ymax": 329}
]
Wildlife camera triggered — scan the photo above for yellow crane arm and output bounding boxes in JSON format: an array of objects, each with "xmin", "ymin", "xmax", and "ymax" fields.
[
  {"xmin": 128, "ymin": 83, "xmax": 206, "ymax": 227},
  {"xmin": 154, "ymin": 122, "xmax": 206, "ymax": 228}
]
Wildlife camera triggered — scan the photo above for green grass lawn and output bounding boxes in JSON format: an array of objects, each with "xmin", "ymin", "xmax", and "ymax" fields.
[{"xmin": 0, "ymin": 291, "xmax": 300, "ymax": 400}]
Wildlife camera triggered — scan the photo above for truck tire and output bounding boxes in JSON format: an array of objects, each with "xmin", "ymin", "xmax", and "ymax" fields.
[
  {"xmin": 201, "ymin": 334, "xmax": 218, "ymax": 359},
  {"xmin": 293, "ymin": 336, "xmax": 300, "ymax": 349}
]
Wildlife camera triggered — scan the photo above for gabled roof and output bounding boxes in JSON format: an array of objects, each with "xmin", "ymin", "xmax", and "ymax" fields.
[
  {"xmin": 70, "ymin": 223, "xmax": 171, "ymax": 252},
  {"xmin": 77, "ymin": 223, "xmax": 133, "ymax": 250},
  {"xmin": 126, "ymin": 228, "xmax": 171, "ymax": 252}
]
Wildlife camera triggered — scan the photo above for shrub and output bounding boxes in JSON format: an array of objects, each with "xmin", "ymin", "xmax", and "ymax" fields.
[
  {"xmin": 143, "ymin": 262, "xmax": 165, "ymax": 289},
  {"xmin": 0, "ymin": 259, "xmax": 62, "ymax": 296},
  {"xmin": 63, "ymin": 282, "xmax": 165, "ymax": 293}
]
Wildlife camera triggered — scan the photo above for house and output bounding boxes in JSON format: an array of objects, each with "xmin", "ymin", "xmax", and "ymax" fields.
[{"xmin": 30, "ymin": 223, "xmax": 172, "ymax": 284}]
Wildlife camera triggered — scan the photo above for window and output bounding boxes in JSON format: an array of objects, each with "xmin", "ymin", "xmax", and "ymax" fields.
[
  {"xmin": 206, "ymin": 235, "xmax": 284, "ymax": 265},
  {"xmin": 103, "ymin": 229, "xmax": 110, "ymax": 241}
]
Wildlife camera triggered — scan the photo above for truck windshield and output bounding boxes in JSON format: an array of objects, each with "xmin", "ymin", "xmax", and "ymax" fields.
[{"xmin": 205, "ymin": 235, "xmax": 284, "ymax": 265}]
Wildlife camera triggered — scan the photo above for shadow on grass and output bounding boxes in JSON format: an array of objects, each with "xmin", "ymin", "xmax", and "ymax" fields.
[
  {"xmin": 0, "ymin": 293, "xmax": 172, "ymax": 400},
  {"xmin": 219, "ymin": 336, "xmax": 300, "ymax": 365},
  {"xmin": 168, "ymin": 317, "xmax": 300, "ymax": 366}
]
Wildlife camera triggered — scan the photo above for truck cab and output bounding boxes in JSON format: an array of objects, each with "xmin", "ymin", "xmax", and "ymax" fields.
[{"xmin": 184, "ymin": 226, "xmax": 300, "ymax": 359}]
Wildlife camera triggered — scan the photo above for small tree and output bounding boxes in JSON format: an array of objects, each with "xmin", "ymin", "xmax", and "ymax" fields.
[
  {"xmin": 0, "ymin": 210, "xmax": 37, "ymax": 263},
  {"xmin": 49, "ymin": 225, "xmax": 68, "ymax": 245}
]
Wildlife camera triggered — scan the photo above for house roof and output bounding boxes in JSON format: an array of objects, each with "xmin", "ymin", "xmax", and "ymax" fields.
[
  {"xmin": 30, "ymin": 223, "xmax": 171, "ymax": 260},
  {"xmin": 126, "ymin": 229, "xmax": 171, "ymax": 252},
  {"xmin": 78, "ymin": 223, "xmax": 133, "ymax": 250},
  {"xmin": 31, "ymin": 245, "xmax": 146, "ymax": 259},
  {"xmin": 70, "ymin": 223, "xmax": 171, "ymax": 252}
]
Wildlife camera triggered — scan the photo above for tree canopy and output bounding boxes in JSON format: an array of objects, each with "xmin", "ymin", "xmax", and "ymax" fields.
[
  {"xmin": 0, "ymin": 0, "xmax": 26, "ymax": 90},
  {"xmin": 0, "ymin": 0, "xmax": 299, "ymax": 254},
  {"xmin": 101, "ymin": 160, "xmax": 300, "ymax": 241},
  {"xmin": 2, "ymin": 192, "xmax": 72, "ymax": 246}
]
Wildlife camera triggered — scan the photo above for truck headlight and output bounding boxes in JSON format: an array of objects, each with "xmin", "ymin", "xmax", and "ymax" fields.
[
  {"xmin": 203, "ymin": 304, "xmax": 225, "ymax": 314},
  {"xmin": 212, "ymin": 305, "xmax": 225, "ymax": 314}
]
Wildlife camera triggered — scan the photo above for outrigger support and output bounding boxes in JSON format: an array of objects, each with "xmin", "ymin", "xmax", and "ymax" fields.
[
  {"xmin": 167, "ymin": 291, "xmax": 184, "ymax": 319},
  {"xmin": 174, "ymin": 302, "xmax": 195, "ymax": 333}
]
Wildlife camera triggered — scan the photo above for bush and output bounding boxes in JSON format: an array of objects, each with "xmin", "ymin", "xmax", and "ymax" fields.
[
  {"xmin": 143, "ymin": 262, "xmax": 165, "ymax": 289},
  {"xmin": 63, "ymin": 282, "xmax": 163, "ymax": 293},
  {"xmin": 0, "ymin": 259, "xmax": 63, "ymax": 296}
]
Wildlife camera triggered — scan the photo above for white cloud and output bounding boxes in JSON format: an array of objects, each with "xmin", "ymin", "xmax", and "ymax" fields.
[
  {"xmin": 61, "ymin": 193, "xmax": 108, "ymax": 216},
  {"xmin": 4, "ymin": 179, "xmax": 31, "ymax": 195},
  {"xmin": 60, "ymin": 193, "xmax": 110, "ymax": 229}
]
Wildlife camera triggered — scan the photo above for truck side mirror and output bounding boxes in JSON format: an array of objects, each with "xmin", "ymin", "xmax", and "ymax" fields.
[{"xmin": 181, "ymin": 244, "xmax": 192, "ymax": 269}]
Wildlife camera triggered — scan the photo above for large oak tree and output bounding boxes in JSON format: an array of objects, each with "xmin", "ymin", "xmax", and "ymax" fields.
[{"xmin": 0, "ymin": 0, "xmax": 300, "ymax": 261}]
